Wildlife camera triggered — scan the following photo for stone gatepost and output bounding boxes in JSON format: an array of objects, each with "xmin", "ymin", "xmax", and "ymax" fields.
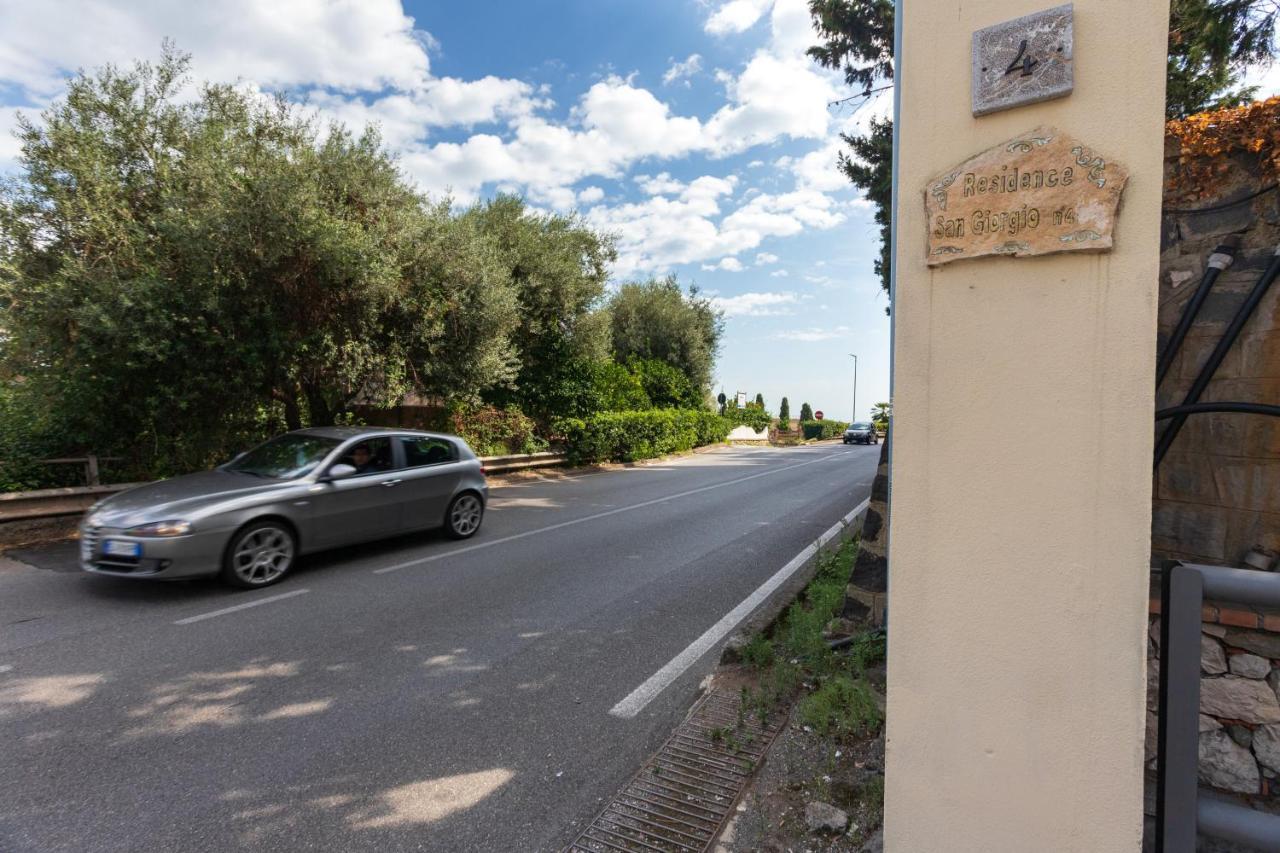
[{"xmin": 883, "ymin": 2, "xmax": 1169, "ymax": 850}]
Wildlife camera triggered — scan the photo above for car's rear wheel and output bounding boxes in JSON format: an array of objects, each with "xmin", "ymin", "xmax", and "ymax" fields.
[
  {"xmin": 221, "ymin": 521, "xmax": 295, "ymax": 589},
  {"xmin": 445, "ymin": 492, "xmax": 484, "ymax": 540}
]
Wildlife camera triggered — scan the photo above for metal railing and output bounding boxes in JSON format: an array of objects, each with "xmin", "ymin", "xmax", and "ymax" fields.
[
  {"xmin": 1155, "ymin": 561, "xmax": 1280, "ymax": 850},
  {"xmin": 37, "ymin": 453, "xmax": 122, "ymax": 486}
]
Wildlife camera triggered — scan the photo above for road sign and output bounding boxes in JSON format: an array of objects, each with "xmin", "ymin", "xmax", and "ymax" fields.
[{"xmin": 814, "ymin": 410, "xmax": 824, "ymax": 420}]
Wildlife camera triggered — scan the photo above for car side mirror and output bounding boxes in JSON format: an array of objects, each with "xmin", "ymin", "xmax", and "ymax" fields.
[{"xmin": 324, "ymin": 463, "xmax": 357, "ymax": 481}]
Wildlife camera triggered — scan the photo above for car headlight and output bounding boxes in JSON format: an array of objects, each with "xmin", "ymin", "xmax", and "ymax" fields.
[{"xmin": 127, "ymin": 520, "xmax": 192, "ymax": 537}]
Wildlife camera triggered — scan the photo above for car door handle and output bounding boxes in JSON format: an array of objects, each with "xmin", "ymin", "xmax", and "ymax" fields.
[{"xmin": 382, "ymin": 479, "xmax": 402, "ymax": 487}]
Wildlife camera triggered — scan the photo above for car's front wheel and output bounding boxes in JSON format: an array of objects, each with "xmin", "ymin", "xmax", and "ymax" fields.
[
  {"xmin": 221, "ymin": 521, "xmax": 296, "ymax": 589},
  {"xmin": 445, "ymin": 492, "xmax": 484, "ymax": 540}
]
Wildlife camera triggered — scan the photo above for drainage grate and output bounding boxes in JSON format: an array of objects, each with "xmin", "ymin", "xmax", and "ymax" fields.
[{"xmin": 567, "ymin": 688, "xmax": 783, "ymax": 853}]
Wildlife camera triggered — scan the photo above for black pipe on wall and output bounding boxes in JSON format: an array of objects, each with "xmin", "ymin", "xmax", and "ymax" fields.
[
  {"xmin": 1155, "ymin": 245, "xmax": 1280, "ymax": 467},
  {"xmin": 1155, "ymin": 236, "xmax": 1239, "ymax": 388}
]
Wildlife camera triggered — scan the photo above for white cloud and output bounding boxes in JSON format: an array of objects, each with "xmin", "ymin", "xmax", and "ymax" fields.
[
  {"xmin": 755, "ymin": 252, "xmax": 779, "ymax": 265},
  {"xmin": 577, "ymin": 186, "xmax": 605, "ymax": 205},
  {"xmin": 764, "ymin": 0, "xmax": 815, "ymax": 58},
  {"xmin": 710, "ymin": 291, "xmax": 800, "ymax": 316},
  {"xmin": 0, "ymin": 0, "xmax": 433, "ymax": 100},
  {"xmin": 309, "ymin": 76, "xmax": 543, "ymax": 149},
  {"xmin": 777, "ymin": 141, "xmax": 849, "ymax": 192},
  {"xmin": 586, "ymin": 172, "xmax": 844, "ymax": 277},
  {"xmin": 720, "ymin": 189, "xmax": 846, "ymax": 244},
  {"xmin": 663, "ymin": 54, "xmax": 703, "ymax": 86},
  {"xmin": 584, "ymin": 174, "xmax": 741, "ymax": 276},
  {"xmin": 705, "ymin": 0, "xmax": 773, "ymax": 36},
  {"xmin": 770, "ymin": 269, "xmax": 790, "ymax": 277},
  {"xmin": 775, "ymin": 325, "xmax": 849, "ymax": 342},
  {"xmin": 403, "ymin": 76, "xmax": 709, "ymax": 202},
  {"xmin": 635, "ymin": 172, "xmax": 689, "ymax": 196},
  {"xmin": 700, "ymin": 1, "xmax": 840, "ymax": 156},
  {"xmin": 703, "ymin": 52, "xmax": 837, "ymax": 155},
  {"xmin": 702, "ymin": 257, "xmax": 745, "ymax": 272}
]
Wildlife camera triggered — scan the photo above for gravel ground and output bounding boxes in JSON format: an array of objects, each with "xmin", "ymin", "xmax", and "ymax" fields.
[{"xmin": 710, "ymin": 657, "xmax": 886, "ymax": 853}]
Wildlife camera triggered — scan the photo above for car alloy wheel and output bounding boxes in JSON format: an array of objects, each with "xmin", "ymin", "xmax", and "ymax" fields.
[
  {"xmin": 225, "ymin": 523, "xmax": 295, "ymax": 588},
  {"xmin": 446, "ymin": 493, "xmax": 483, "ymax": 539}
]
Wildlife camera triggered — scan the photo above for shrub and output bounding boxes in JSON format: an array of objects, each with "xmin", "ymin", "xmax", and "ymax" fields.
[
  {"xmin": 801, "ymin": 419, "xmax": 849, "ymax": 440},
  {"xmin": 447, "ymin": 405, "xmax": 544, "ymax": 457},
  {"xmin": 0, "ymin": 382, "xmax": 68, "ymax": 491},
  {"xmin": 799, "ymin": 402, "xmax": 814, "ymax": 421},
  {"xmin": 555, "ymin": 408, "xmax": 729, "ymax": 464}
]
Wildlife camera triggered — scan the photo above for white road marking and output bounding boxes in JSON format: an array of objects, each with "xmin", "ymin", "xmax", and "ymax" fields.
[
  {"xmin": 608, "ymin": 497, "xmax": 871, "ymax": 719},
  {"xmin": 374, "ymin": 450, "xmax": 843, "ymax": 575},
  {"xmin": 0, "ymin": 664, "xmax": 12, "ymax": 674},
  {"xmin": 173, "ymin": 589, "xmax": 310, "ymax": 625}
]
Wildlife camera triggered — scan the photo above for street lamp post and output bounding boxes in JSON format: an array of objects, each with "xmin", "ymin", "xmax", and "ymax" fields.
[{"xmin": 848, "ymin": 353, "xmax": 858, "ymax": 423}]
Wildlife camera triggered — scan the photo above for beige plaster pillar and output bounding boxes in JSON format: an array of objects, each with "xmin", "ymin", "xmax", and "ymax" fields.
[{"xmin": 884, "ymin": 1, "xmax": 1169, "ymax": 850}]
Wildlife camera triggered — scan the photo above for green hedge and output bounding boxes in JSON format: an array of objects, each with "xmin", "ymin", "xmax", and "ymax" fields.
[
  {"xmin": 556, "ymin": 409, "xmax": 730, "ymax": 464},
  {"xmin": 724, "ymin": 406, "xmax": 772, "ymax": 432},
  {"xmin": 800, "ymin": 419, "xmax": 850, "ymax": 440}
]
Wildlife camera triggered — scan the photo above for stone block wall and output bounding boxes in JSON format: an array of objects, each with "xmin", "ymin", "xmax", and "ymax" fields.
[
  {"xmin": 1145, "ymin": 587, "xmax": 1280, "ymax": 803},
  {"xmin": 1154, "ymin": 139, "xmax": 1280, "ymax": 566}
]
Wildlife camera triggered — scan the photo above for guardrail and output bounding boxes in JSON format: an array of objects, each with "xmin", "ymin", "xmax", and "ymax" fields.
[
  {"xmin": 480, "ymin": 451, "xmax": 568, "ymax": 475},
  {"xmin": 0, "ymin": 484, "xmax": 149, "ymax": 523},
  {"xmin": 0, "ymin": 452, "xmax": 569, "ymax": 524}
]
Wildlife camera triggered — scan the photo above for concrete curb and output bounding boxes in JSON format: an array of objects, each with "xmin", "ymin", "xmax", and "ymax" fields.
[{"xmin": 719, "ymin": 497, "xmax": 871, "ymax": 665}]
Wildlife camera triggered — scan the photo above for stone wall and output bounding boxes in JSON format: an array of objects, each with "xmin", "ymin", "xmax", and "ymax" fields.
[
  {"xmin": 1145, "ymin": 586, "xmax": 1280, "ymax": 817},
  {"xmin": 1153, "ymin": 133, "xmax": 1280, "ymax": 566}
]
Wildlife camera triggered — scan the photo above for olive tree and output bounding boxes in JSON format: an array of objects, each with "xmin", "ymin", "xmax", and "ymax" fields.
[
  {"xmin": 608, "ymin": 276, "xmax": 723, "ymax": 402},
  {"xmin": 0, "ymin": 48, "xmax": 521, "ymax": 474}
]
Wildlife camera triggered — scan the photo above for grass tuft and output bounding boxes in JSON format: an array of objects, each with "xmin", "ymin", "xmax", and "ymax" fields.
[{"xmin": 798, "ymin": 675, "xmax": 883, "ymax": 739}]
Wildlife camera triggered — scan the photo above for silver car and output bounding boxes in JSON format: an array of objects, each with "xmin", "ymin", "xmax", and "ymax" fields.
[{"xmin": 79, "ymin": 427, "xmax": 489, "ymax": 588}]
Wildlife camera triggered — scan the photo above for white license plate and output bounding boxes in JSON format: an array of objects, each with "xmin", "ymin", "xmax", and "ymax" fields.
[{"xmin": 103, "ymin": 540, "xmax": 142, "ymax": 558}]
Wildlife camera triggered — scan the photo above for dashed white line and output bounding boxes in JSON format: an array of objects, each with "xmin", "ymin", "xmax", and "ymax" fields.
[
  {"xmin": 373, "ymin": 451, "xmax": 840, "ymax": 575},
  {"xmin": 173, "ymin": 589, "xmax": 310, "ymax": 625},
  {"xmin": 608, "ymin": 497, "xmax": 871, "ymax": 719},
  {"xmin": 0, "ymin": 664, "xmax": 12, "ymax": 674}
]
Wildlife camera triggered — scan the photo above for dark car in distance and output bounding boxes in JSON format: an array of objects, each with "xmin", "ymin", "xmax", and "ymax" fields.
[{"xmin": 842, "ymin": 422, "xmax": 878, "ymax": 445}]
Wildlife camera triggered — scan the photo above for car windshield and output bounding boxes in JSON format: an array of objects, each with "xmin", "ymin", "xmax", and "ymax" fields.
[
  {"xmin": 851, "ymin": 422, "xmax": 872, "ymax": 430},
  {"xmin": 225, "ymin": 434, "xmax": 343, "ymax": 479}
]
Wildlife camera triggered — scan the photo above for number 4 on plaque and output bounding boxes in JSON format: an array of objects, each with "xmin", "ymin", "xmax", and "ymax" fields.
[{"xmin": 1004, "ymin": 39, "xmax": 1039, "ymax": 77}]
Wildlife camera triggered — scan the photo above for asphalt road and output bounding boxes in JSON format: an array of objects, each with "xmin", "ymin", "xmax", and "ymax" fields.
[{"xmin": 0, "ymin": 442, "xmax": 880, "ymax": 852}]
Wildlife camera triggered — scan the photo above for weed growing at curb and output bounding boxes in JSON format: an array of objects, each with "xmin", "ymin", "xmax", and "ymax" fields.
[
  {"xmin": 718, "ymin": 535, "xmax": 888, "ymax": 851},
  {"xmin": 798, "ymin": 675, "xmax": 882, "ymax": 738}
]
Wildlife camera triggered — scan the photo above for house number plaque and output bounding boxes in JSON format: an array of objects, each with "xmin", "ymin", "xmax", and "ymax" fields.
[{"xmin": 972, "ymin": 4, "xmax": 1074, "ymax": 116}]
